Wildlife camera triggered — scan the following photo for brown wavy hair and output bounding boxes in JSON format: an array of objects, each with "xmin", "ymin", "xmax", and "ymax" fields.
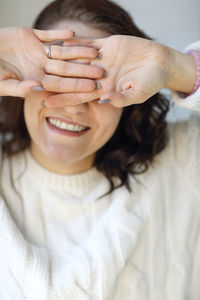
[{"xmin": 0, "ymin": 0, "xmax": 170, "ymax": 195}]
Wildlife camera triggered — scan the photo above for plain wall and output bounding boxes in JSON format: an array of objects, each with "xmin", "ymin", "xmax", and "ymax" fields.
[{"xmin": 0, "ymin": 0, "xmax": 199, "ymax": 121}]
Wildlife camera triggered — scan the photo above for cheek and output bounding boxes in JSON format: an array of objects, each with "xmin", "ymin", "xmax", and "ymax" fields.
[
  {"xmin": 24, "ymin": 96, "xmax": 43, "ymax": 137},
  {"xmin": 92, "ymin": 104, "xmax": 123, "ymax": 143}
]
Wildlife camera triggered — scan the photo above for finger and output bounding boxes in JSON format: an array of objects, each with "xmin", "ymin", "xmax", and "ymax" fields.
[
  {"xmin": 33, "ymin": 29, "xmax": 75, "ymax": 42},
  {"xmin": 100, "ymin": 88, "xmax": 149, "ymax": 108},
  {"xmin": 44, "ymin": 59, "xmax": 104, "ymax": 79},
  {"xmin": 49, "ymin": 45, "xmax": 99, "ymax": 60},
  {"xmin": 63, "ymin": 38, "xmax": 104, "ymax": 49},
  {"xmin": 45, "ymin": 91, "xmax": 100, "ymax": 107},
  {"xmin": 68, "ymin": 58, "xmax": 92, "ymax": 64},
  {"xmin": 42, "ymin": 75, "xmax": 98, "ymax": 93},
  {"xmin": 0, "ymin": 79, "xmax": 43, "ymax": 97}
]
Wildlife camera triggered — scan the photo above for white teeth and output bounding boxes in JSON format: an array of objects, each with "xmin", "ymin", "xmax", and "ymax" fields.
[{"xmin": 48, "ymin": 118, "xmax": 87, "ymax": 132}]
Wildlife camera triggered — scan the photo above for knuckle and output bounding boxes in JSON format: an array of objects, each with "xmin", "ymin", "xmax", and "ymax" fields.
[
  {"xmin": 63, "ymin": 62, "xmax": 71, "ymax": 75},
  {"xmin": 73, "ymin": 78, "xmax": 79, "ymax": 92},
  {"xmin": 44, "ymin": 59, "xmax": 52, "ymax": 73},
  {"xmin": 76, "ymin": 47, "xmax": 82, "ymax": 57},
  {"xmin": 56, "ymin": 78, "xmax": 65, "ymax": 91},
  {"xmin": 61, "ymin": 61, "xmax": 67, "ymax": 75},
  {"xmin": 81, "ymin": 64, "xmax": 89, "ymax": 77},
  {"xmin": 72, "ymin": 64, "xmax": 85, "ymax": 77},
  {"xmin": 74, "ymin": 79, "xmax": 82, "ymax": 92},
  {"xmin": 43, "ymin": 75, "xmax": 59, "ymax": 91},
  {"xmin": 60, "ymin": 78, "xmax": 78, "ymax": 92}
]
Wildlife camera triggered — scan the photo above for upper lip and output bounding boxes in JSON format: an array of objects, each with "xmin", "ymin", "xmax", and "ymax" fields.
[{"xmin": 46, "ymin": 115, "xmax": 90, "ymax": 128}]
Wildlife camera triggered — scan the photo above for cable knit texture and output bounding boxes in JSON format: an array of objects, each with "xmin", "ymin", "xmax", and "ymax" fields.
[{"xmin": 0, "ymin": 42, "xmax": 200, "ymax": 300}]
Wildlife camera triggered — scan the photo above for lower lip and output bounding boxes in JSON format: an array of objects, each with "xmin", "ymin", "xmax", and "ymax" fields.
[{"xmin": 45, "ymin": 118, "xmax": 90, "ymax": 137}]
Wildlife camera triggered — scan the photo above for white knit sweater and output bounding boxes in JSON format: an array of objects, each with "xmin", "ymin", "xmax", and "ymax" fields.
[{"xmin": 1, "ymin": 42, "xmax": 200, "ymax": 300}]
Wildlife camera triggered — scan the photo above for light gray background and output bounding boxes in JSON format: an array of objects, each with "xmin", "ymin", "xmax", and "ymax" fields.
[{"xmin": 0, "ymin": 0, "xmax": 199, "ymax": 121}]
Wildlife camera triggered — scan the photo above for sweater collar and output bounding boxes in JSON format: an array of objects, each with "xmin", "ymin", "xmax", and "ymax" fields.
[{"xmin": 24, "ymin": 148, "xmax": 105, "ymax": 197}]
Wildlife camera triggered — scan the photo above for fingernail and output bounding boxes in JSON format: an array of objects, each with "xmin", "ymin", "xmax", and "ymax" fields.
[
  {"xmin": 102, "ymin": 71, "xmax": 108, "ymax": 78},
  {"xmin": 95, "ymin": 82, "xmax": 101, "ymax": 90},
  {"xmin": 32, "ymin": 86, "xmax": 45, "ymax": 92},
  {"xmin": 40, "ymin": 100, "xmax": 46, "ymax": 107},
  {"xmin": 98, "ymin": 99, "xmax": 112, "ymax": 104},
  {"xmin": 97, "ymin": 52, "xmax": 102, "ymax": 59}
]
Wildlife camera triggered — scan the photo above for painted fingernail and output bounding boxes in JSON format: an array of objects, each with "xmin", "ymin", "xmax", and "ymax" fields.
[
  {"xmin": 40, "ymin": 100, "xmax": 46, "ymax": 107},
  {"xmin": 102, "ymin": 71, "xmax": 108, "ymax": 78},
  {"xmin": 97, "ymin": 52, "xmax": 102, "ymax": 59},
  {"xmin": 98, "ymin": 99, "xmax": 112, "ymax": 104},
  {"xmin": 32, "ymin": 86, "xmax": 45, "ymax": 92},
  {"xmin": 95, "ymin": 82, "xmax": 101, "ymax": 90}
]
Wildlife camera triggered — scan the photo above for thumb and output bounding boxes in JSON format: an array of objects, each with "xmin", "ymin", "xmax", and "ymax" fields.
[
  {"xmin": 100, "ymin": 73, "xmax": 158, "ymax": 108},
  {"xmin": 0, "ymin": 79, "xmax": 44, "ymax": 98},
  {"xmin": 100, "ymin": 87, "xmax": 149, "ymax": 108}
]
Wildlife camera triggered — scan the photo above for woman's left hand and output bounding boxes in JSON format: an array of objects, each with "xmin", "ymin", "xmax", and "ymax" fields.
[{"xmin": 45, "ymin": 35, "xmax": 196, "ymax": 108}]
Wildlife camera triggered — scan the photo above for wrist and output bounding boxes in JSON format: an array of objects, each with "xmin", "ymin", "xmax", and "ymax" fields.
[
  {"xmin": 166, "ymin": 47, "xmax": 196, "ymax": 93},
  {"xmin": 186, "ymin": 50, "xmax": 200, "ymax": 95}
]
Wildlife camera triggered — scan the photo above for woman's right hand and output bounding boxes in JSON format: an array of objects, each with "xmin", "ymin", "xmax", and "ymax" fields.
[
  {"xmin": 0, "ymin": 57, "xmax": 40, "ymax": 97},
  {"xmin": 0, "ymin": 27, "xmax": 104, "ymax": 97}
]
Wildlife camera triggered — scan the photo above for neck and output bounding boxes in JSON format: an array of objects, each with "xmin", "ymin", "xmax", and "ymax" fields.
[{"xmin": 30, "ymin": 144, "xmax": 95, "ymax": 175}]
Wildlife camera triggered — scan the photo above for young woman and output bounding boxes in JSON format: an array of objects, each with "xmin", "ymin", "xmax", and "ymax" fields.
[{"xmin": 0, "ymin": 0, "xmax": 200, "ymax": 299}]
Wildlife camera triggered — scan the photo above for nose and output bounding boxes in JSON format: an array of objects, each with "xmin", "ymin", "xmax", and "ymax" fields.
[{"xmin": 62, "ymin": 103, "xmax": 88, "ymax": 114}]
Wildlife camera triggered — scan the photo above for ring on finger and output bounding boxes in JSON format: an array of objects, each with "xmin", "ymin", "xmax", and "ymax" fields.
[
  {"xmin": 45, "ymin": 45, "xmax": 51, "ymax": 59},
  {"xmin": 44, "ymin": 40, "xmax": 65, "ymax": 59}
]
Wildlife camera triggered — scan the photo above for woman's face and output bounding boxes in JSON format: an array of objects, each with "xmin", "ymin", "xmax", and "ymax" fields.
[{"xmin": 24, "ymin": 21, "xmax": 123, "ymax": 175}]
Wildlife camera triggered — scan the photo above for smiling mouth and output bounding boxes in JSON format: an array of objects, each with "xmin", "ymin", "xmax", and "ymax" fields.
[{"xmin": 46, "ymin": 117, "xmax": 90, "ymax": 132}]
